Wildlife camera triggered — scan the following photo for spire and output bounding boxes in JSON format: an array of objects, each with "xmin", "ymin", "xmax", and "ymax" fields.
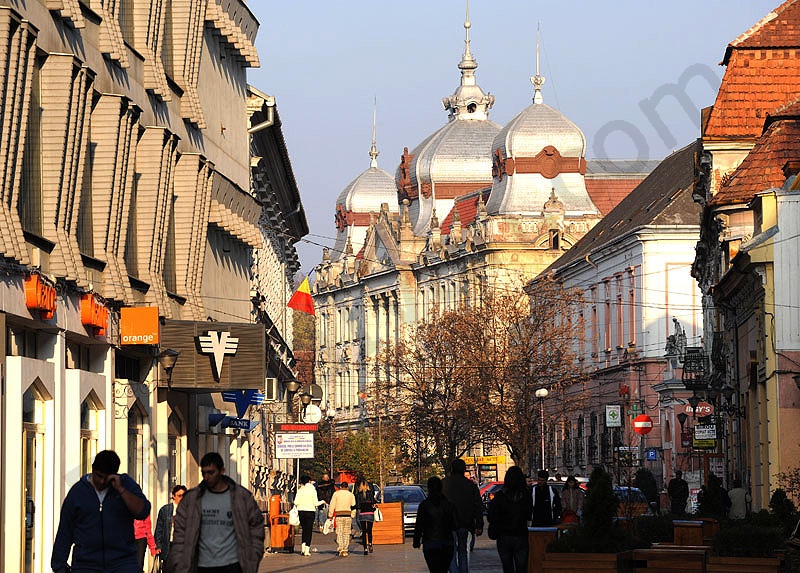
[
  {"xmin": 441, "ymin": 0, "xmax": 494, "ymax": 120},
  {"xmin": 530, "ymin": 22, "xmax": 545, "ymax": 104},
  {"xmin": 369, "ymin": 97, "xmax": 379, "ymax": 168}
]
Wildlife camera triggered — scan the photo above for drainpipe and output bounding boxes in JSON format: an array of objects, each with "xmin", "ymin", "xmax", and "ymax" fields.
[{"xmin": 248, "ymin": 95, "xmax": 275, "ymax": 134}]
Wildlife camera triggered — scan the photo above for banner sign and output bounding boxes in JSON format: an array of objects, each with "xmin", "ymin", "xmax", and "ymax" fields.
[
  {"xmin": 606, "ymin": 405, "xmax": 622, "ymax": 427},
  {"xmin": 275, "ymin": 423, "xmax": 318, "ymax": 432},
  {"xmin": 694, "ymin": 425, "xmax": 717, "ymax": 440},
  {"xmin": 275, "ymin": 432, "xmax": 315, "ymax": 459}
]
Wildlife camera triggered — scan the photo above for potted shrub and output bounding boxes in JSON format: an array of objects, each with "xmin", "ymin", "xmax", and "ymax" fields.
[{"xmin": 707, "ymin": 519, "xmax": 785, "ymax": 572}]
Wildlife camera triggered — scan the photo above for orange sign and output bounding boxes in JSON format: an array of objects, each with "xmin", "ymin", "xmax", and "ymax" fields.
[
  {"xmin": 81, "ymin": 295, "xmax": 109, "ymax": 336},
  {"xmin": 24, "ymin": 274, "xmax": 57, "ymax": 320},
  {"xmin": 120, "ymin": 307, "xmax": 160, "ymax": 345}
]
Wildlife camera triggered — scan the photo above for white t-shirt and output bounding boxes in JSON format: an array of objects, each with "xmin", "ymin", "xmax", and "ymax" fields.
[{"xmin": 198, "ymin": 488, "xmax": 238, "ymax": 567}]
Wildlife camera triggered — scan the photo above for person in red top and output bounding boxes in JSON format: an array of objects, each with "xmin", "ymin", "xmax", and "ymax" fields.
[{"xmin": 134, "ymin": 514, "xmax": 158, "ymax": 571}]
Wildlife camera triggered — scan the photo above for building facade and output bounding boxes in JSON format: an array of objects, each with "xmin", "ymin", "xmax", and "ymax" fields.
[{"xmin": 0, "ymin": 2, "xmax": 305, "ymax": 571}]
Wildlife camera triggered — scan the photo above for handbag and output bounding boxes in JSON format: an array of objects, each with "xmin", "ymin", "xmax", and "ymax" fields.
[
  {"xmin": 322, "ymin": 517, "xmax": 335, "ymax": 535},
  {"xmin": 373, "ymin": 505, "xmax": 383, "ymax": 522},
  {"xmin": 288, "ymin": 506, "xmax": 300, "ymax": 527},
  {"xmin": 149, "ymin": 554, "xmax": 162, "ymax": 573}
]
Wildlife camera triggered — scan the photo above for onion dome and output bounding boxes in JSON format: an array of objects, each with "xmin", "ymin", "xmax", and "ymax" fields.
[
  {"xmin": 486, "ymin": 46, "xmax": 599, "ymax": 218},
  {"xmin": 395, "ymin": 9, "xmax": 500, "ymax": 236},
  {"xmin": 331, "ymin": 112, "xmax": 396, "ymax": 259}
]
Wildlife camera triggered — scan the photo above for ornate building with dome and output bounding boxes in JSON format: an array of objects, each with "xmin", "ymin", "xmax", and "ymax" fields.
[{"xmin": 312, "ymin": 19, "xmax": 656, "ymax": 447}]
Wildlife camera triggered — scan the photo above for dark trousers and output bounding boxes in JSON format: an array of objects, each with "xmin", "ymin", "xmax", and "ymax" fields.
[
  {"xmin": 299, "ymin": 510, "xmax": 315, "ymax": 546},
  {"xmin": 135, "ymin": 537, "xmax": 147, "ymax": 571},
  {"xmin": 423, "ymin": 541, "xmax": 455, "ymax": 573},
  {"xmin": 360, "ymin": 520, "xmax": 374, "ymax": 547},
  {"xmin": 449, "ymin": 527, "xmax": 470, "ymax": 573},
  {"xmin": 496, "ymin": 534, "xmax": 529, "ymax": 573}
]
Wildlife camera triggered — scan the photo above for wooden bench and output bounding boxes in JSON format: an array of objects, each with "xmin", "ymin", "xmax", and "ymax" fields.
[{"xmin": 631, "ymin": 547, "xmax": 706, "ymax": 572}]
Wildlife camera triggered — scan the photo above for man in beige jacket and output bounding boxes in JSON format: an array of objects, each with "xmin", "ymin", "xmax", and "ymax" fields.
[
  {"xmin": 168, "ymin": 452, "xmax": 264, "ymax": 573},
  {"xmin": 328, "ymin": 482, "xmax": 357, "ymax": 556}
]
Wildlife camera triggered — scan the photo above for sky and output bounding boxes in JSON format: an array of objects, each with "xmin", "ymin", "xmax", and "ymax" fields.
[{"xmin": 248, "ymin": 1, "xmax": 778, "ymax": 276}]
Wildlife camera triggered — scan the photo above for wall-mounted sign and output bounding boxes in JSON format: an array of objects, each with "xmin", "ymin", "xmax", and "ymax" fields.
[
  {"xmin": 24, "ymin": 274, "xmax": 57, "ymax": 320},
  {"xmin": 221, "ymin": 390, "xmax": 265, "ymax": 418},
  {"xmin": 275, "ymin": 432, "xmax": 314, "ymax": 459},
  {"xmin": 81, "ymin": 295, "xmax": 108, "ymax": 336},
  {"xmin": 694, "ymin": 424, "xmax": 717, "ymax": 440},
  {"xmin": 633, "ymin": 414, "xmax": 653, "ymax": 435},
  {"xmin": 683, "ymin": 402, "xmax": 714, "ymax": 417},
  {"xmin": 159, "ymin": 320, "xmax": 265, "ymax": 390},
  {"xmin": 606, "ymin": 405, "xmax": 622, "ymax": 427},
  {"xmin": 120, "ymin": 307, "xmax": 160, "ymax": 345}
]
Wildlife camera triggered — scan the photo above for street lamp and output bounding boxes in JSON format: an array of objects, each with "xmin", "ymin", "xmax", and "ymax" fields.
[
  {"xmin": 535, "ymin": 387, "xmax": 549, "ymax": 470},
  {"xmin": 157, "ymin": 349, "xmax": 180, "ymax": 387},
  {"xmin": 326, "ymin": 406, "xmax": 335, "ymax": 478}
]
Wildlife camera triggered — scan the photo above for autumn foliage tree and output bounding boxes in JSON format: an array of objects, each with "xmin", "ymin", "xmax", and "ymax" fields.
[{"xmin": 376, "ymin": 278, "xmax": 587, "ymax": 477}]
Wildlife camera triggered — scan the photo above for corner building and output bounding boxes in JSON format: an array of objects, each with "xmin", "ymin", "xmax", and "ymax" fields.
[{"xmin": 0, "ymin": 2, "xmax": 305, "ymax": 571}]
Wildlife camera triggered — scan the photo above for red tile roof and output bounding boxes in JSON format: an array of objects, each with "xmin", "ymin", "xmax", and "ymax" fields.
[
  {"xmin": 704, "ymin": 1, "xmax": 800, "ymax": 139},
  {"xmin": 440, "ymin": 188, "xmax": 491, "ymax": 232},
  {"xmin": 585, "ymin": 178, "xmax": 644, "ymax": 215},
  {"xmin": 710, "ymin": 117, "xmax": 800, "ymax": 206}
]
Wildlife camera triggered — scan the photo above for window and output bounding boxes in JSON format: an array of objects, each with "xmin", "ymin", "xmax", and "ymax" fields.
[
  {"xmin": 20, "ymin": 54, "xmax": 45, "ymax": 236},
  {"xmin": 118, "ymin": 0, "xmax": 135, "ymax": 44},
  {"xmin": 163, "ymin": 192, "xmax": 177, "ymax": 292},
  {"xmin": 127, "ymin": 403, "xmax": 146, "ymax": 486},
  {"xmin": 66, "ymin": 340, "xmax": 92, "ymax": 371},
  {"xmin": 80, "ymin": 398, "xmax": 100, "ymax": 476},
  {"xmin": 549, "ymin": 229, "xmax": 560, "ymax": 250},
  {"xmin": 124, "ymin": 172, "xmax": 140, "ymax": 276},
  {"xmin": 161, "ymin": 0, "xmax": 174, "ymax": 76}
]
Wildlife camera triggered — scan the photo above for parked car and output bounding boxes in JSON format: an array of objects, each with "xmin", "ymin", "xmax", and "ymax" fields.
[
  {"xmin": 480, "ymin": 481, "xmax": 504, "ymax": 513},
  {"xmin": 613, "ymin": 486, "xmax": 653, "ymax": 518},
  {"xmin": 382, "ymin": 485, "xmax": 426, "ymax": 534}
]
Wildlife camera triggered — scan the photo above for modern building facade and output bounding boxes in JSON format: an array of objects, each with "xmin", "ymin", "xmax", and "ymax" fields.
[{"xmin": 0, "ymin": 2, "xmax": 305, "ymax": 571}]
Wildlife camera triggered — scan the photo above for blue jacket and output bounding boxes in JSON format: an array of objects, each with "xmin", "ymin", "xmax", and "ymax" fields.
[{"xmin": 51, "ymin": 474, "xmax": 151, "ymax": 573}]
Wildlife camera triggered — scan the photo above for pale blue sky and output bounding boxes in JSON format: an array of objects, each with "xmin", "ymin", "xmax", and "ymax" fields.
[{"xmin": 248, "ymin": 1, "xmax": 777, "ymax": 274}]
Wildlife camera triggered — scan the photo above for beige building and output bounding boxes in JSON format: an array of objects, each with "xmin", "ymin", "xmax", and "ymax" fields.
[{"xmin": 0, "ymin": 2, "xmax": 305, "ymax": 571}]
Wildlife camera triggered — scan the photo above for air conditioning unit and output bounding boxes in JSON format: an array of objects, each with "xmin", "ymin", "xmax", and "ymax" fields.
[{"xmin": 265, "ymin": 377, "xmax": 278, "ymax": 402}]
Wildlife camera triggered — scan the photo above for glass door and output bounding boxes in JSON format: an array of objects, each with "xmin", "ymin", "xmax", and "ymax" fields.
[{"xmin": 22, "ymin": 388, "xmax": 45, "ymax": 573}]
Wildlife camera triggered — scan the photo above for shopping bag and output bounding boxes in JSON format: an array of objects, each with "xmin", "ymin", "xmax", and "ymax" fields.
[
  {"xmin": 288, "ymin": 506, "xmax": 300, "ymax": 527},
  {"xmin": 149, "ymin": 554, "xmax": 163, "ymax": 573},
  {"xmin": 373, "ymin": 506, "xmax": 383, "ymax": 522},
  {"xmin": 322, "ymin": 517, "xmax": 335, "ymax": 535}
]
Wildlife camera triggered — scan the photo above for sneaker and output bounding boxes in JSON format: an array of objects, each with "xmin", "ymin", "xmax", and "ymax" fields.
[{"xmin": 364, "ymin": 549, "xmax": 368, "ymax": 555}]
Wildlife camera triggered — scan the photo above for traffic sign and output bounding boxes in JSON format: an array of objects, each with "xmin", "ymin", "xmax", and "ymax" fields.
[{"xmin": 633, "ymin": 414, "xmax": 653, "ymax": 435}]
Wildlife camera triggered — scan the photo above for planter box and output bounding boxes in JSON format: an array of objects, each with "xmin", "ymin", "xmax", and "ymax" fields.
[
  {"xmin": 528, "ymin": 527, "xmax": 559, "ymax": 573},
  {"xmin": 371, "ymin": 502, "xmax": 404, "ymax": 545},
  {"xmin": 673, "ymin": 520, "xmax": 704, "ymax": 546},
  {"xmin": 631, "ymin": 547, "xmax": 705, "ymax": 572},
  {"xmin": 707, "ymin": 555, "xmax": 783, "ymax": 572},
  {"xmin": 541, "ymin": 551, "xmax": 632, "ymax": 572}
]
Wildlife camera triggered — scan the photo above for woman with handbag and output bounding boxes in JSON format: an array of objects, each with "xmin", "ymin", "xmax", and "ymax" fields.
[
  {"xmin": 487, "ymin": 467, "xmax": 533, "ymax": 573},
  {"xmin": 560, "ymin": 475, "xmax": 584, "ymax": 525},
  {"xmin": 293, "ymin": 475, "xmax": 324, "ymax": 556},
  {"xmin": 355, "ymin": 478, "xmax": 377, "ymax": 555}
]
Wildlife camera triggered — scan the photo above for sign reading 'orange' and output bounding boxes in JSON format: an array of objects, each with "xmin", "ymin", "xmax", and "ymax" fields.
[{"xmin": 120, "ymin": 306, "xmax": 160, "ymax": 345}]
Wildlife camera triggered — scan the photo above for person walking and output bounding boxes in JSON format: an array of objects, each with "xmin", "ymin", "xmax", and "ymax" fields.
[
  {"xmin": 531, "ymin": 470, "xmax": 561, "ymax": 527},
  {"xmin": 355, "ymin": 478, "xmax": 378, "ymax": 555},
  {"xmin": 667, "ymin": 470, "xmax": 690, "ymax": 515},
  {"xmin": 487, "ymin": 467, "xmax": 532, "ymax": 573},
  {"xmin": 52, "ymin": 450, "xmax": 151, "ymax": 573},
  {"xmin": 154, "ymin": 484, "xmax": 187, "ymax": 568},
  {"xmin": 728, "ymin": 479, "xmax": 751, "ymax": 519},
  {"xmin": 413, "ymin": 476, "xmax": 457, "ymax": 573},
  {"xmin": 442, "ymin": 458, "xmax": 483, "ymax": 573},
  {"xmin": 167, "ymin": 452, "xmax": 264, "ymax": 573},
  {"xmin": 134, "ymin": 514, "xmax": 158, "ymax": 571},
  {"xmin": 328, "ymin": 481, "xmax": 357, "ymax": 556},
  {"xmin": 560, "ymin": 475, "xmax": 584, "ymax": 524},
  {"xmin": 315, "ymin": 472, "xmax": 336, "ymax": 530},
  {"xmin": 294, "ymin": 474, "xmax": 324, "ymax": 556}
]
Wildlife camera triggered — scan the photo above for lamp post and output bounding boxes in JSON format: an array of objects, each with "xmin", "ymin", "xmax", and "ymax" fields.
[
  {"xmin": 326, "ymin": 407, "xmax": 335, "ymax": 478},
  {"xmin": 156, "ymin": 349, "xmax": 180, "ymax": 387},
  {"xmin": 535, "ymin": 387, "xmax": 549, "ymax": 470}
]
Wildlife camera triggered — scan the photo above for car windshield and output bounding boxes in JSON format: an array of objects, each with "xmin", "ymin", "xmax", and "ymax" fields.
[{"xmin": 383, "ymin": 488, "xmax": 425, "ymax": 503}]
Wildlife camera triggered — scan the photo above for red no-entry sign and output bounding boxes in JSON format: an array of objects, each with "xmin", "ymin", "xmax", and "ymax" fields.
[{"xmin": 633, "ymin": 414, "xmax": 653, "ymax": 435}]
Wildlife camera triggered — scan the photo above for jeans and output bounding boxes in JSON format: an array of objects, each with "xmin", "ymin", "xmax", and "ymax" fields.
[
  {"xmin": 496, "ymin": 534, "xmax": 529, "ymax": 573},
  {"xmin": 316, "ymin": 503, "xmax": 328, "ymax": 526},
  {"xmin": 449, "ymin": 527, "xmax": 470, "ymax": 573}
]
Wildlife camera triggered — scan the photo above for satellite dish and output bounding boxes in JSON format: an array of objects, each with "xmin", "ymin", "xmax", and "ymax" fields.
[{"xmin": 301, "ymin": 404, "xmax": 322, "ymax": 424}]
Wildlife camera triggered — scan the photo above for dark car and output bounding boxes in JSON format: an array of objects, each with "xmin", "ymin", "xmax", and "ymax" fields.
[
  {"xmin": 480, "ymin": 481, "xmax": 504, "ymax": 513},
  {"xmin": 382, "ymin": 485, "xmax": 426, "ymax": 534},
  {"xmin": 613, "ymin": 486, "xmax": 653, "ymax": 518}
]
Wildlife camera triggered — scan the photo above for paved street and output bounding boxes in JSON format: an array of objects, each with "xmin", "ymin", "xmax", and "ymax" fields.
[{"xmin": 259, "ymin": 531, "xmax": 503, "ymax": 572}]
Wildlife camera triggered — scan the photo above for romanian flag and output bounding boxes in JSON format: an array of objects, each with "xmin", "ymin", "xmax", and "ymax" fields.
[{"xmin": 288, "ymin": 276, "xmax": 315, "ymax": 316}]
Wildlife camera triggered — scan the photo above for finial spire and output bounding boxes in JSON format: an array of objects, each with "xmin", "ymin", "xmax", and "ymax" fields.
[
  {"xmin": 458, "ymin": 0, "xmax": 477, "ymax": 79},
  {"xmin": 531, "ymin": 22, "xmax": 545, "ymax": 104},
  {"xmin": 369, "ymin": 97, "xmax": 379, "ymax": 168}
]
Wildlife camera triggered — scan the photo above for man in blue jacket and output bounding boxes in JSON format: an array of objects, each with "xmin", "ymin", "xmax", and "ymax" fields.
[{"xmin": 52, "ymin": 450, "xmax": 151, "ymax": 573}]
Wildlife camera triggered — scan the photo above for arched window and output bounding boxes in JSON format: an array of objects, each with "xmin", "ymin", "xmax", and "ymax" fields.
[
  {"xmin": 23, "ymin": 383, "xmax": 47, "ymax": 573},
  {"xmin": 80, "ymin": 396, "xmax": 100, "ymax": 476},
  {"xmin": 127, "ymin": 403, "xmax": 146, "ymax": 485}
]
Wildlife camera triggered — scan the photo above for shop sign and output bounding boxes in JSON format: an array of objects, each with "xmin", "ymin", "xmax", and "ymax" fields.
[
  {"xmin": 120, "ymin": 307, "xmax": 160, "ymax": 345},
  {"xmin": 198, "ymin": 330, "xmax": 238, "ymax": 380},
  {"xmin": 24, "ymin": 274, "xmax": 57, "ymax": 320},
  {"xmin": 461, "ymin": 455, "xmax": 507, "ymax": 465},
  {"xmin": 81, "ymin": 295, "xmax": 108, "ymax": 336},
  {"xmin": 682, "ymin": 402, "xmax": 714, "ymax": 416},
  {"xmin": 694, "ymin": 424, "xmax": 717, "ymax": 440},
  {"xmin": 275, "ymin": 432, "xmax": 315, "ymax": 459}
]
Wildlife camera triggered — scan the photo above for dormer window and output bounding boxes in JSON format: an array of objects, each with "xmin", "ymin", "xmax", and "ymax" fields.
[
  {"xmin": 467, "ymin": 102, "xmax": 477, "ymax": 113},
  {"xmin": 549, "ymin": 229, "xmax": 561, "ymax": 250}
]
